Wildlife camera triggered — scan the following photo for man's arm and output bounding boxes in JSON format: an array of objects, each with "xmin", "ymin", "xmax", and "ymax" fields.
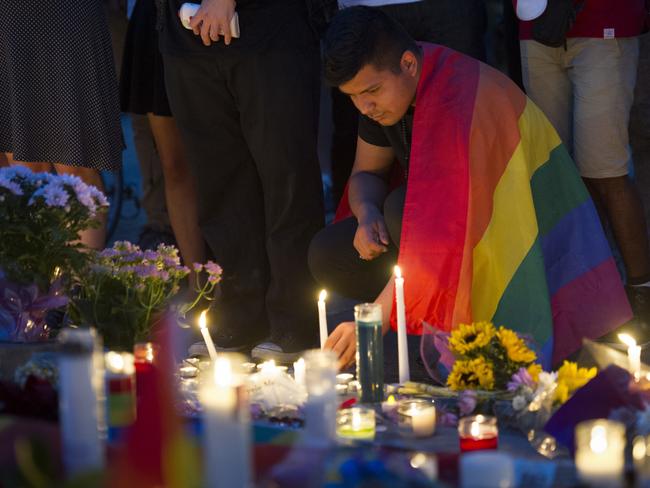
[{"xmin": 348, "ymin": 137, "xmax": 396, "ymax": 260}]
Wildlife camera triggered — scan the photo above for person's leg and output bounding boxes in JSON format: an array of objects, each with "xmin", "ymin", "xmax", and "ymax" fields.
[
  {"xmin": 129, "ymin": 113, "xmax": 174, "ymax": 245},
  {"xmin": 570, "ymin": 38, "xmax": 650, "ymax": 286},
  {"xmin": 163, "ymin": 53, "xmax": 269, "ymax": 348},
  {"xmin": 147, "ymin": 113, "xmax": 206, "ymax": 272},
  {"xmin": 520, "ymin": 40, "xmax": 572, "ymax": 148},
  {"xmin": 52, "ymin": 164, "xmax": 107, "ymax": 250},
  {"xmin": 236, "ymin": 13, "xmax": 324, "ymax": 351}
]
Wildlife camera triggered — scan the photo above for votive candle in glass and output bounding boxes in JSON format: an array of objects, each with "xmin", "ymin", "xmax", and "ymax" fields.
[
  {"xmin": 458, "ymin": 415, "xmax": 498, "ymax": 452},
  {"xmin": 354, "ymin": 303, "xmax": 384, "ymax": 403},
  {"xmin": 398, "ymin": 399, "xmax": 436, "ymax": 438},
  {"xmin": 303, "ymin": 349, "xmax": 338, "ymax": 445},
  {"xmin": 575, "ymin": 419, "xmax": 625, "ymax": 488},
  {"xmin": 104, "ymin": 351, "xmax": 136, "ymax": 428},
  {"xmin": 336, "ymin": 407, "xmax": 376, "ymax": 440}
]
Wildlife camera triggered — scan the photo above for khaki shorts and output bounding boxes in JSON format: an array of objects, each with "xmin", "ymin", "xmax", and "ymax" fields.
[{"xmin": 520, "ymin": 38, "xmax": 639, "ymax": 178}]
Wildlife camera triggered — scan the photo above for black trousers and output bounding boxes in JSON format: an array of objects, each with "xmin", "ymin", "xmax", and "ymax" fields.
[
  {"xmin": 163, "ymin": 6, "xmax": 324, "ymax": 349},
  {"xmin": 330, "ymin": 0, "xmax": 488, "ymax": 204},
  {"xmin": 308, "ymin": 186, "xmax": 406, "ymax": 301}
]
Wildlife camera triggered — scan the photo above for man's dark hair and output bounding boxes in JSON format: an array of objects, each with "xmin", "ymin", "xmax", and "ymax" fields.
[{"xmin": 323, "ymin": 6, "xmax": 419, "ymax": 87}]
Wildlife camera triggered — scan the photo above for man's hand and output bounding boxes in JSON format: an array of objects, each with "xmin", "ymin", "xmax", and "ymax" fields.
[
  {"xmin": 354, "ymin": 209, "xmax": 389, "ymax": 260},
  {"xmin": 189, "ymin": 0, "xmax": 235, "ymax": 47},
  {"xmin": 324, "ymin": 321, "xmax": 356, "ymax": 370}
]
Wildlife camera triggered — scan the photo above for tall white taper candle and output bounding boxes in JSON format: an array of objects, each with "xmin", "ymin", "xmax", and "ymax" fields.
[
  {"xmin": 199, "ymin": 310, "xmax": 219, "ymax": 362},
  {"xmin": 318, "ymin": 290, "xmax": 328, "ymax": 349},
  {"xmin": 394, "ymin": 266, "xmax": 410, "ymax": 384}
]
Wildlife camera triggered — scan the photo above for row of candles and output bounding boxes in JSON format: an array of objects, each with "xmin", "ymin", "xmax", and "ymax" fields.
[{"xmin": 198, "ymin": 266, "xmax": 412, "ymax": 385}]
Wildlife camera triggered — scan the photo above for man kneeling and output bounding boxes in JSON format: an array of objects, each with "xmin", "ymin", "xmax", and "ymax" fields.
[{"xmin": 309, "ymin": 7, "xmax": 631, "ymax": 371}]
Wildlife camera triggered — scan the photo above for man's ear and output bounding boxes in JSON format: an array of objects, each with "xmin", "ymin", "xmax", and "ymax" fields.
[{"xmin": 401, "ymin": 50, "xmax": 419, "ymax": 77}]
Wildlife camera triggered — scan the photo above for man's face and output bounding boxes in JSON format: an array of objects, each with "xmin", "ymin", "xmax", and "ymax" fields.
[{"xmin": 339, "ymin": 51, "xmax": 419, "ymax": 126}]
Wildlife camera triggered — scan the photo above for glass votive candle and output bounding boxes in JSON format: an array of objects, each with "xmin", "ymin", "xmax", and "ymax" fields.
[
  {"xmin": 398, "ymin": 399, "xmax": 436, "ymax": 438},
  {"xmin": 458, "ymin": 415, "xmax": 498, "ymax": 452},
  {"xmin": 575, "ymin": 419, "xmax": 625, "ymax": 487},
  {"xmin": 104, "ymin": 351, "xmax": 136, "ymax": 428},
  {"xmin": 336, "ymin": 407, "xmax": 376, "ymax": 440}
]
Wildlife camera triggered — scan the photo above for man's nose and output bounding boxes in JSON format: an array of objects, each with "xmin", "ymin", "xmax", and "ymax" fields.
[{"xmin": 356, "ymin": 96, "xmax": 374, "ymax": 116}]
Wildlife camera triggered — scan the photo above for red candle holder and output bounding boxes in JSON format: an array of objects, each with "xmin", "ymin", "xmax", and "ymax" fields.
[{"xmin": 458, "ymin": 415, "xmax": 498, "ymax": 452}]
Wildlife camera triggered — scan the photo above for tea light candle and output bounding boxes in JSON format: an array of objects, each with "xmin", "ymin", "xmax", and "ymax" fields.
[
  {"xmin": 575, "ymin": 419, "xmax": 625, "ymax": 487},
  {"xmin": 104, "ymin": 351, "xmax": 136, "ymax": 428},
  {"xmin": 335, "ymin": 384, "xmax": 348, "ymax": 395},
  {"xmin": 318, "ymin": 290, "xmax": 328, "ymax": 349},
  {"xmin": 458, "ymin": 415, "xmax": 498, "ymax": 451},
  {"xmin": 619, "ymin": 333, "xmax": 642, "ymax": 380},
  {"xmin": 398, "ymin": 399, "xmax": 436, "ymax": 438},
  {"xmin": 201, "ymin": 354, "xmax": 251, "ymax": 488},
  {"xmin": 336, "ymin": 373, "xmax": 354, "ymax": 385},
  {"xmin": 381, "ymin": 394, "xmax": 398, "ymax": 415},
  {"xmin": 336, "ymin": 407, "xmax": 376, "ymax": 440},
  {"xmin": 293, "ymin": 358, "xmax": 306, "ymax": 386},
  {"xmin": 198, "ymin": 310, "xmax": 218, "ymax": 363},
  {"xmin": 257, "ymin": 360, "xmax": 287, "ymax": 374}
]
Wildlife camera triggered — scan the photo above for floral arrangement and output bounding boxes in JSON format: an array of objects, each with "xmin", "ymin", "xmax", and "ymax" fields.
[
  {"xmin": 446, "ymin": 321, "xmax": 540, "ymax": 391},
  {"xmin": 69, "ymin": 241, "xmax": 222, "ymax": 350},
  {"xmin": 0, "ymin": 166, "xmax": 107, "ymax": 292}
]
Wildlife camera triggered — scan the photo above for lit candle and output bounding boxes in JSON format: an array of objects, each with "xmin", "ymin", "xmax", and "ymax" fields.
[
  {"xmin": 575, "ymin": 419, "xmax": 625, "ymax": 487},
  {"xmin": 336, "ymin": 407, "xmax": 376, "ymax": 440},
  {"xmin": 201, "ymin": 354, "xmax": 251, "ymax": 488},
  {"xmin": 293, "ymin": 358, "xmax": 306, "ymax": 386},
  {"xmin": 104, "ymin": 351, "xmax": 136, "ymax": 429},
  {"xmin": 398, "ymin": 399, "xmax": 436, "ymax": 438},
  {"xmin": 394, "ymin": 266, "xmax": 410, "ymax": 384},
  {"xmin": 303, "ymin": 349, "xmax": 338, "ymax": 446},
  {"xmin": 198, "ymin": 310, "xmax": 218, "ymax": 363},
  {"xmin": 619, "ymin": 333, "xmax": 642, "ymax": 380},
  {"xmin": 318, "ymin": 290, "xmax": 328, "ymax": 349},
  {"xmin": 458, "ymin": 415, "xmax": 498, "ymax": 452},
  {"xmin": 381, "ymin": 394, "xmax": 398, "ymax": 415}
]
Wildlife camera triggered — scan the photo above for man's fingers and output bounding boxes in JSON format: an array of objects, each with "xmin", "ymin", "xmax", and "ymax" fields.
[
  {"xmin": 324, "ymin": 326, "xmax": 343, "ymax": 350},
  {"xmin": 222, "ymin": 24, "xmax": 233, "ymax": 45},
  {"xmin": 200, "ymin": 21, "xmax": 212, "ymax": 46},
  {"xmin": 338, "ymin": 341, "xmax": 356, "ymax": 370},
  {"xmin": 376, "ymin": 220, "xmax": 390, "ymax": 247},
  {"xmin": 209, "ymin": 22, "xmax": 221, "ymax": 42}
]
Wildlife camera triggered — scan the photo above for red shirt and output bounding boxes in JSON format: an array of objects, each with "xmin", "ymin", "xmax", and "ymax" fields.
[{"xmin": 514, "ymin": 0, "xmax": 646, "ymax": 39}]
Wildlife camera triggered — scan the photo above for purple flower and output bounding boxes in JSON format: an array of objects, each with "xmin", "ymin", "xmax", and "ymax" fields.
[
  {"xmin": 163, "ymin": 255, "xmax": 181, "ymax": 267},
  {"xmin": 99, "ymin": 248, "xmax": 119, "ymax": 258},
  {"xmin": 507, "ymin": 367, "xmax": 536, "ymax": 392},
  {"xmin": 204, "ymin": 261, "xmax": 223, "ymax": 276},
  {"xmin": 133, "ymin": 264, "xmax": 158, "ymax": 278},
  {"xmin": 29, "ymin": 182, "xmax": 70, "ymax": 208},
  {"xmin": 438, "ymin": 412, "xmax": 458, "ymax": 427},
  {"xmin": 143, "ymin": 250, "xmax": 158, "ymax": 261},
  {"xmin": 0, "ymin": 175, "xmax": 23, "ymax": 195},
  {"xmin": 458, "ymin": 390, "xmax": 477, "ymax": 416},
  {"xmin": 192, "ymin": 263, "xmax": 203, "ymax": 273}
]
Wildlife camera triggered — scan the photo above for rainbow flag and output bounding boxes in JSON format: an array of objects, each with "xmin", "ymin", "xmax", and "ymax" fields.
[{"xmin": 396, "ymin": 44, "xmax": 631, "ymax": 367}]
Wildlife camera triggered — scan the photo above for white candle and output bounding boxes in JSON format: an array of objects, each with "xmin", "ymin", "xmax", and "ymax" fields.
[
  {"xmin": 201, "ymin": 354, "xmax": 251, "ymax": 488},
  {"xmin": 318, "ymin": 290, "xmax": 328, "ymax": 349},
  {"xmin": 619, "ymin": 333, "xmax": 641, "ymax": 380},
  {"xmin": 303, "ymin": 349, "xmax": 338, "ymax": 446},
  {"xmin": 398, "ymin": 399, "xmax": 436, "ymax": 437},
  {"xmin": 575, "ymin": 420, "xmax": 625, "ymax": 487},
  {"xmin": 198, "ymin": 310, "xmax": 218, "ymax": 363},
  {"xmin": 293, "ymin": 358, "xmax": 306, "ymax": 386},
  {"xmin": 394, "ymin": 266, "xmax": 410, "ymax": 384}
]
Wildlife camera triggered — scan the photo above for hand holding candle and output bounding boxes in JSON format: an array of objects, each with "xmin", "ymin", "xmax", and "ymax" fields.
[
  {"xmin": 394, "ymin": 266, "xmax": 410, "ymax": 384},
  {"xmin": 318, "ymin": 290, "xmax": 328, "ymax": 349},
  {"xmin": 198, "ymin": 309, "xmax": 218, "ymax": 363}
]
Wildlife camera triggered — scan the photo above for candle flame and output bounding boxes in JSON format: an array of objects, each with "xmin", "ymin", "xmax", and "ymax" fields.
[
  {"xmin": 386, "ymin": 395, "xmax": 396, "ymax": 405},
  {"xmin": 198, "ymin": 309, "xmax": 208, "ymax": 330},
  {"xmin": 105, "ymin": 351, "xmax": 124, "ymax": 372},
  {"xmin": 394, "ymin": 265, "xmax": 402, "ymax": 279},
  {"xmin": 214, "ymin": 357, "xmax": 232, "ymax": 387},
  {"xmin": 319, "ymin": 289, "xmax": 327, "ymax": 302},
  {"xmin": 352, "ymin": 408, "xmax": 361, "ymax": 430},
  {"xmin": 260, "ymin": 360, "xmax": 277, "ymax": 374},
  {"xmin": 619, "ymin": 333, "xmax": 637, "ymax": 348},
  {"xmin": 590, "ymin": 425, "xmax": 608, "ymax": 453},
  {"xmin": 470, "ymin": 421, "xmax": 480, "ymax": 438}
]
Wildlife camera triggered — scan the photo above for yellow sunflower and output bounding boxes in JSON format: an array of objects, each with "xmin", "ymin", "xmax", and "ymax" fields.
[
  {"xmin": 496, "ymin": 327, "xmax": 537, "ymax": 364},
  {"xmin": 448, "ymin": 321, "xmax": 496, "ymax": 355},
  {"xmin": 554, "ymin": 361, "xmax": 597, "ymax": 404},
  {"xmin": 447, "ymin": 357, "xmax": 495, "ymax": 391},
  {"xmin": 527, "ymin": 363, "xmax": 543, "ymax": 383}
]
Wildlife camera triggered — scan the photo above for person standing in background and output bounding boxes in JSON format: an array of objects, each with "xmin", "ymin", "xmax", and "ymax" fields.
[
  {"xmin": 0, "ymin": 0, "xmax": 123, "ymax": 249},
  {"xmin": 516, "ymin": 0, "xmax": 650, "ymax": 336},
  {"xmin": 159, "ymin": 0, "xmax": 324, "ymax": 361}
]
